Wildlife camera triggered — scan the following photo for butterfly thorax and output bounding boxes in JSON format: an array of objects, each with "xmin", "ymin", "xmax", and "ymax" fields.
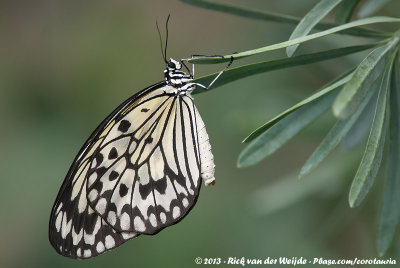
[{"xmin": 164, "ymin": 58, "xmax": 194, "ymax": 94}]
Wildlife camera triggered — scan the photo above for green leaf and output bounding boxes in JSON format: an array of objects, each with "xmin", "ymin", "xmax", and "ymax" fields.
[
  {"xmin": 192, "ymin": 43, "xmax": 378, "ymax": 95},
  {"xmin": 332, "ymin": 38, "xmax": 399, "ymax": 119},
  {"xmin": 348, "ymin": 52, "xmax": 395, "ymax": 208},
  {"xmin": 243, "ymin": 70, "xmax": 354, "ymax": 143},
  {"xmin": 358, "ymin": 0, "xmax": 391, "ymax": 18},
  {"xmin": 189, "ymin": 17, "xmax": 399, "ymax": 64},
  {"xmin": 335, "ymin": 0, "xmax": 360, "ymax": 24},
  {"xmin": 180, "ymin": 0, "xmax": 389, "ymax": 38},
  {"xmin": 237, "ymin": 88, "xmax": 339, "ymax": 168},
  {"xmin": 341, "ymin": 91, "xmax": 376, "ymax": 149},
  {"xmin": 300, "ymin": 83, "xmax": 377, "ymax": 177},
  {"xmin": 287, "ymin": 0, "xmax": 343, "ymax": 57},
  {"xmin": 377, "ymin": 54, "xmax": 400, "ymax": 256}
]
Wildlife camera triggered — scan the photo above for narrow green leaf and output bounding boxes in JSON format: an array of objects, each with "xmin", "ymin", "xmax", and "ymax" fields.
[
  {"xmin": 300, "ymin": 84, "xmax": 377, "ymax": 177},
  {"xmin": 358, "ymin": 0, "xmax": 391, "ymax": 18},
  {"xmin": 180, "ymin": 0, "xmax": 389, "ymax": 38},
  {"xmin": 189, "ymin": 17, "xmax": 399, "ymax": 64},
  {"xmin": 335, "ymin": 0, "xmax": 360, "ymax": 24},
  {"xmin": 287, "ymin": 0, "xmax": 343, "ymax": 57},
  {"xmin": 348, "ymin": 52, "xmax": 395, "ymax": 208},
  {"xmin": 333, "ymin": 38, "xmax": 399, "ymax": 119},
  {"xmin": 243, "ymin": 70, "xmax": 354, "ymax": 143},
  {"xmin": 377, "ymin": 54, "xmax": 400, "ymax": 256},
  {"xmin": 192, "ymin": 43, "xmax": 378, "ymax": 95},
  {"xmin": 237, "ymin": 89, "xmax": 339, "ymax": 168},
  {"xmin": 341, "ymin": 90, "xmax": 376, "ymax": 149}
]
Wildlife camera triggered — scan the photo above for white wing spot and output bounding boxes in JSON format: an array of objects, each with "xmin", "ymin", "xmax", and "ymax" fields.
[
  {"xmin": 160, "ymin": 212, "xmax": 167, "ymax": 224},
  {"xmin": 95, "ymin": 198, "xmax": 107, "ymax": 215},
  {"xmin": 149, "ymin": 213, "xmax": 157, "ymax": 227},
  {"xmin": 105, "ymin": 235, "xmax": 115, "ymax": 249},
  {"xmin": 107, "ymin": 211, "xmax": 117, "ymax": 226},
  {"xmin": 88, "ymin": 189, "xmax": 98, "ymax": 202},
  {"xmin": 88, "ymin": 173, "xmax": 97, "ymax": 188},
  {"xmin": 77, "ymin": 188, "xmax": 88, "ymax": 213},
  {"xmin": 138, "ymin": 164, "xmax": 150, "ymax": 184},
  {"xmin": 96, "ymin": 241, "xmax": 105, "ymax": 253},
  {"xmin": 84, "ymin": 249, "xmax": 91, "ymax": 258},
  {"xmin": 120, "ymin": 212, "xmax": 131, "ymax": 231},
  {"xmin": 61, "ymin": 214, "xmax": 72, "ymax": 239},
  {"xmin": 77, "ymin": 248, "xmax": 82, "ymax": 257},
  {"xmin": 134, "ymin": 216, "xmax": 146, "ymax": 232},
  {"xmin": 182, "ymin": 197, "xmax": 189, "ymax": 208},
  {"xmin": 91, "ymin": 157, "xmax": 97, "ymax": 168},
  {"xmin": 173, "ymin": 206, "xmax": 181, "ymax": 219},
  {"xmin": 55, "ymin": 212, "xmax": 62, "ymax": 232}
]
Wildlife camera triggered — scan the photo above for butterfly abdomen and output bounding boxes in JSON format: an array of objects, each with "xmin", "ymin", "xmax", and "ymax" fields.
[{"xmin": 196, "ymin": 110, "xmax": 216, "ymax": 186}]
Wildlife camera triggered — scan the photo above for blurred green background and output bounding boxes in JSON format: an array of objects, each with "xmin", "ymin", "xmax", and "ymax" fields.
[{"xmin": 1, "ymin": 0, "xmax": 399, "ymax": 267}]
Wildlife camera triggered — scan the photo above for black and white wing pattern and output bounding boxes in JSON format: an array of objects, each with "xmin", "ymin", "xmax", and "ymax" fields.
[
  {"xmin": 49, "ymin": 82, "xmax": 162, "ymax": 259},
  {"xmin": 86, "ymin": 85, "xmax": 206, "ymax": 234},
  {"xmin": 49, "ymin": 81, "xmax": 216, "ymax": 259}
]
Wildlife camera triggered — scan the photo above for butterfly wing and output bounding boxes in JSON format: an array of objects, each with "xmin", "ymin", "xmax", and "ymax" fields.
[
  {"xmin": 86, "ymin": 85, "xmax": 203, "ymax": 234},
  {"xmin": 49, "ymin": 82, "xmax": 165, "ymax": 259}
]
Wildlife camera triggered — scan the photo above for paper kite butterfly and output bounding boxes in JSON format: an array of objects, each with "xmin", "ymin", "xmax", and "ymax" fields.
[{"xmin": 49, "ymin": 17, "xmax": 232, "ymax": 259}]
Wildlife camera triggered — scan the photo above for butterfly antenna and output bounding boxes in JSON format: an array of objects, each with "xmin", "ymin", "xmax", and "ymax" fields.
[
  {"xmin": 164, "ymin": 14, "xmax": 171, "ymax": 64},
  {"xmin": 156, "ymin": 19, "xmax": 167, "ymax": 64}
]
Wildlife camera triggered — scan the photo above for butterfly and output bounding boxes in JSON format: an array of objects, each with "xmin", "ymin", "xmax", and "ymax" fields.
[{"xmin": 48, "ymin": 17, "xmax": 233, "ymax": 259}]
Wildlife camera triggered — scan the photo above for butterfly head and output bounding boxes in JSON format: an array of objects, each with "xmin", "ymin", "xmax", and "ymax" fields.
[{"xmin": 167, "ymin": 58, "xmax": 181, "ymax": 70}]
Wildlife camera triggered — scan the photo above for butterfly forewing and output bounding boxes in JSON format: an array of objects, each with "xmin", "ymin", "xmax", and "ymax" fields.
[
  {"xmin": 49, "ymin": 82, "xmax": 165, "ymax": 258},
  {"xmin": 86, "ymin": 86, "xmax": 203, "ymax": 234}
]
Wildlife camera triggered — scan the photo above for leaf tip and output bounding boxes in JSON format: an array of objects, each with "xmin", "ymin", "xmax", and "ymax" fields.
[
  {"xmin": 242, "ymin": 134, "xmax": 255, "ymax": 143},
  {"xmin": 332, "ymin": 104, "xmax": 341, "ymax": 117},
  {"xmin": 237, "ymin": 162, "xmax": 250, "ymax": 169},
  {"xmin": 332, "ymin": 102, "xmax": 349, "ymax": 119},
  {"xmin": 286, "ymin": 46, "xmax": 295, "ymax": 57},
  {"xmin": 377, "ymin": 229, "xmax": 393, "ymax": 257},
  {"xmin": 236, "ymin": 155, "xmax": 247, "ymax": 168},
  {"xmin": 298, "ymin": 168, "xmax": 308, "ymax": 179},
  {"xmin": 348, "ymin": 192, "xmax": 361, "ymax": 208},
  {"xmin": 377, "ymin": 249, "xmax": 386, "ymax": 258}
]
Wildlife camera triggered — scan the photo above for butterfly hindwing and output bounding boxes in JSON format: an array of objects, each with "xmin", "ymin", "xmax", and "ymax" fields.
[{"xmin": 86, "ymin": 86, "xmax": 203, "ymax": 234}]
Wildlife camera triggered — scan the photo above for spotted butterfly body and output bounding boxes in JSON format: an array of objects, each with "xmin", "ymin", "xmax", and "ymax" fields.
[{"xmin": 49, "ymin": 58, "xmax": 216, "ymax": 259}]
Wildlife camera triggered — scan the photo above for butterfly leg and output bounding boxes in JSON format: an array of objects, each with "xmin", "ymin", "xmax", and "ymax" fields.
[
  {"xmin": 190, "ymin": 56, "xmax": 234, "ymax": 90},
  {"xmin": 180, "ymin": 60, "xmax": 193, "ymax": 79}
]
